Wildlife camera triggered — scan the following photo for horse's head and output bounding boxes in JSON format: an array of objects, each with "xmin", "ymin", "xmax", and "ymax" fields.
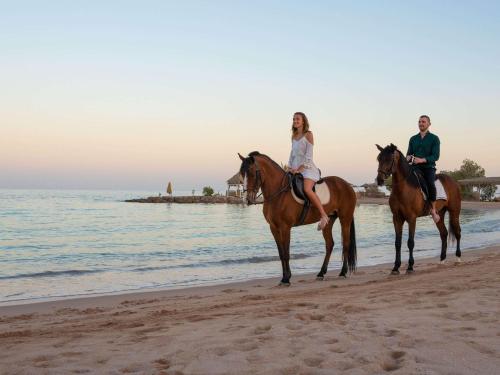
[
  {"xmin": 238, "ymin": 151, "xmax": 263, "ymax": 205},
  {"xmin": 375, "ymin": 143, "xmax": 399, "ymax": 186}
]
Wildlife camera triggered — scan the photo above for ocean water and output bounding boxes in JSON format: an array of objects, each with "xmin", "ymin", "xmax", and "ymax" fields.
[{"xmin": 1, "ymin": 189, "xmax": 500, "ymax": 304}]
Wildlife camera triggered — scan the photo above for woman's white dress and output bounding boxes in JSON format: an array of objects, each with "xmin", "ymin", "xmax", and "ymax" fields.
[{"xmin": 287, "ymin": 135, "xmax": 321, "ymax": 182}]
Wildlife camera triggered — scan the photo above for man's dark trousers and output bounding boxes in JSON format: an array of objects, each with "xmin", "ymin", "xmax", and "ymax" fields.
[{"xmin": 416, "ymin": 167, "xmax": 437, "ymax": 201}]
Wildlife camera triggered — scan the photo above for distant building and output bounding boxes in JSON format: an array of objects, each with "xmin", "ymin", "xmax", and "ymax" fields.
[{"xmin": 226, "ymin": 172, "xmax": 244, "ymax": 197}]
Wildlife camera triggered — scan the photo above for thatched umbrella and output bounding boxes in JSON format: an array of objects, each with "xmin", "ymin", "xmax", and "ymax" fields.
[{"xmin": 167, "ymin": 182, "xmax": 173, "ymax": 196}]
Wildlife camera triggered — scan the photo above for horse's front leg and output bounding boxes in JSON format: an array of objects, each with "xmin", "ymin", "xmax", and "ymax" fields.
[
  {"xmin": 392, "ymin": 214, "xmax": 404, "ymax": 275},
  {"xmin": 270, "ymin": 225, "xmax": 292, "ymax": 285},
  {"xmin": 317, "ymin": 214, "xmax": 336, "ymax": 280},
  {"xmin": 406, "ymin": 217, "xmax": 416, "ymax": 273},
  {"xmin": 280, "ymin": 227, "xmax": 292, "ymax": 285}
]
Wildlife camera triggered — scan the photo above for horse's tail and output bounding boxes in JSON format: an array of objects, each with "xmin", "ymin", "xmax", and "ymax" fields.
[{"xmin": 348, "ymin": 219, "xmax": 357, "ymax": 273}]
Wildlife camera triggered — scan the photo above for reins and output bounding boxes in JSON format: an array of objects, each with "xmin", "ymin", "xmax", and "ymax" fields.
[{"xmin": 246, "ymin": 158, "xmax": 291, "ymax": 205}]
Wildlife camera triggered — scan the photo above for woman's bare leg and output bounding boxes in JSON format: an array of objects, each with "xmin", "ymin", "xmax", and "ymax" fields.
[{"xmin": 304, "ymin": 179, "xmax": 329, "ymax": 229}]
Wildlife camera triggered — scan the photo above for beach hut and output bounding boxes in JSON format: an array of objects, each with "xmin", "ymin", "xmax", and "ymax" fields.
[{"xmin": 226, "ymin": 172, "xmax": 244, "ymax": 197}]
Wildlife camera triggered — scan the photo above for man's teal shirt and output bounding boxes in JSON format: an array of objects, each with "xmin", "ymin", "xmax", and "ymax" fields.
[{"xmin": 407, "ymin": 132, "xmax": 440, "ymax": 169}]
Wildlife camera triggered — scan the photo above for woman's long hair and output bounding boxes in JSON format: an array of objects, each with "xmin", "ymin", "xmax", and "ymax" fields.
[{"xmin": 291, "ymin": 112, "xmax": 310, "ymax": 137}]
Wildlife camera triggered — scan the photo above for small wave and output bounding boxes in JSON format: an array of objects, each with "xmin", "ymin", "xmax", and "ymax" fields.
[
  {"xmin": 217, "ymin": 253, "xmax": 313, "ymax": 265},
  {"xmin": 0, "ymin": 269, "xmax": 103, "ymax": 280},
  {"xmin": 130, "ymin": 253, "xmax": 315, "ymax": 273}
]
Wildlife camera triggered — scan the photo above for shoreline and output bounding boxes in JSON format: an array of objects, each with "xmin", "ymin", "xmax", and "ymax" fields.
[
  {"xmin": 0, "ymin": 245, "xmax": 496, "ymax": 315},
  {"xmin": 2, "ymin": 240, "xmax": 500, "ymax": 311},
  {"xmin": 1, "ymin": 245, "xmax": 499, "ymax": 374}
]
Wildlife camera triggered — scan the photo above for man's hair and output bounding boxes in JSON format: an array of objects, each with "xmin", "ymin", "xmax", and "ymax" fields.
[{"xmin": 419, "ymin": 115, "xmax": 431, "ymax": 123}]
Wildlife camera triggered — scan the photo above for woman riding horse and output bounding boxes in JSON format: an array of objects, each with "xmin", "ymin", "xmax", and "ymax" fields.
[
  {"xmin": 238, "ymin": 114, "xmax": 357, "ymax": 285},
  {"xmin": 287, "ymin": 112, "xmax": 329, "ymax": 230}
]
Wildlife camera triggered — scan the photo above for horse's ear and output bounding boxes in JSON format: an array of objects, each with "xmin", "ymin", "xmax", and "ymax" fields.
[
  {"xmin": 375, "ymin": 144, "xmax": 384, "ymax": 152},
  {"xmin": 390, "ymin": 143, "xmax": 397, "ymax": 150},
  {"xmin": 238, "ymin": 153, "xmax": 245, "ymax": 161}
]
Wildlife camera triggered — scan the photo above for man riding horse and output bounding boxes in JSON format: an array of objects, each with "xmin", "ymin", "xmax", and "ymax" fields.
[{"xmin": 406, "ymin": 115, "xmax": 441, "ymax": 223}]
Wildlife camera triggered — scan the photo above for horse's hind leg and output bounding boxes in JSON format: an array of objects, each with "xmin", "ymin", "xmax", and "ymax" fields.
[
  {"xmin": 436, "ymin": 209, "xmax": 448, "ymax": 262},
  {"xmin": 338, "ymin": 216, "xmax": 352, "ymax": 277},
  {"xmin": 317, "ymin": 214, "xmax": 337, "ymax": 280}
]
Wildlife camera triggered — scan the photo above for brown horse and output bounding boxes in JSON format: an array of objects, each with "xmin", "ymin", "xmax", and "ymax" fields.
[
  {"xmin": 238, "ymin": 151, "xmax": 357, "ymax": 285},
  {"xmin": 375, "ymin": 144, "xmax": 462, "ymax": 274}
]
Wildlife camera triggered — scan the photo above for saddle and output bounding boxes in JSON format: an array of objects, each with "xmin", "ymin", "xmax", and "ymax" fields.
[
  {"xmin": 289, "ymin": 173, "xmax": 329, "ymax": 226},
  {"xmin": 291, "ymin": 173, "xmax": 317, "ymax": 201},
  {"xmin": 410, "ymin": 168, "xmax": 448, "ymax": 204}
]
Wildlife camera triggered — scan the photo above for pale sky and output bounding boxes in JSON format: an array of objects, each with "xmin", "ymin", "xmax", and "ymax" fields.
[{"xmin": 1, "ymin": 1, "xmax": 499, "ymax": 191}]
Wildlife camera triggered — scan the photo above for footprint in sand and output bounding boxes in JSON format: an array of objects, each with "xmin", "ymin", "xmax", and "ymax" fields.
[
  {"xmin": 61, "ymin": 351, "xmax": 82, "ymax": 358},
  {"xmin": 465, "ymin": 340, "xmax": 496, "ymax": 356},
  {"xmin": 303, "ymin": 357, "xmax": 324, "ymax": 367},
  {"xmin": 286, "ymin": 323, "xmax": 303, "ymax": 331},
  {"xmin": 32, "ymin": 354, "xmax": 55, "ymax": 369},
  {"xmin": 381, "ymin": 350, "xmax": 406, "ymax": 372},
  {"xmin": 253, "ymin": 324, "xmax": 272, "ymax": 335},
  {"xmin": 460, "ymin": 326, "xmax": 477, "ymax": 331},
  {"xmin": 383, "ymin": 329, "xmax": 399, "ymax": 337},
  {"xmin": 295, "ymin": 313, "xmax": 325, "ymax": 322},
  {"xmin": 295, "ymin": 302, "xmax": 319, "ymax": 308},
  {"xmin": 330, "ymin": 345, "xmax": 347, "ymax": 353},
  {"xmin": 120, "ymin": 362, "xmax": 145, "ymax": 373},
  {"xmin": 324, "ymin": 337, "xmax": 339, "ymax": 345},
  {"xmin": 278, "ymin": 365, "xmax": 301, "ymax": 375},
  {"xmin": 236, "ymin": 341, "xmax": 260, "ymax": 352},
  {"xmin": 212, "ymin": 347, "xmax": 230, "ymax": 356}
]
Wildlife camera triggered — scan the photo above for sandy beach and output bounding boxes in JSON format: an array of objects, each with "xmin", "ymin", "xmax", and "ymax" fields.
[{"xmin": 1, "ymin": 245, "xmax": 499, "ymax": 374}]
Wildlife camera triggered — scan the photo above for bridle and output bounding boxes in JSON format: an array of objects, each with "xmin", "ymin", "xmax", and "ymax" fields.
[
  {"xmin": 244, "ymin": 158, "xmax": 291, "ymax": 205},
  {"xmin": 377, "ymin": 152, "xmax": 396, "ymax": 179}
]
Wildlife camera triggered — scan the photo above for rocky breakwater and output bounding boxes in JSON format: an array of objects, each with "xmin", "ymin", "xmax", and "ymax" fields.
[{"xmin": 125, "ymin": 195, "xmax": 246, "ymax": 204}]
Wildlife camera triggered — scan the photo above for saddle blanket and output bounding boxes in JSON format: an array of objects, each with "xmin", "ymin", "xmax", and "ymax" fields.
[
  {"xmin": 291, "ymin": 180, "xmax": 331, "ymax": 205},
  {"xmin": 435, "ymin": 178, "xmax": 447, "ymax": 200}
]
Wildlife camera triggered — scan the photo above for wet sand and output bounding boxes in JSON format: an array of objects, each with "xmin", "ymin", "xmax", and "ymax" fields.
[{"xmin": 1, "ymin": 246, "xmax": 499, "ymax": 374}]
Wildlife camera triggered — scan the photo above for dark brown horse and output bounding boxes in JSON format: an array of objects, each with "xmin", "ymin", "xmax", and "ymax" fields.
[
  {"xmin": 238, "ymin": 151, "xmax": 357, "ymax": 285},
  {"xmin": 375, "ymin": 144, "xmax": 462, "ymax": 274}
]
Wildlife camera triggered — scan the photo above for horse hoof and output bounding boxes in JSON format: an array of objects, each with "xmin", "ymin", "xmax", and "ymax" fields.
[
  {"xmin": 455, "ymin": 257, "xmax": 462, "ymax": 263},
  {"xmin": 390, "ymin": 270, "xmax": 400, "ymax": 275},
  {"xmin": 338, "ymin": 274, "xmax": 347, "ymax": 278},
  {"xmin": 316, "ymin": 276, "xmax": 324, "ymax": 281},
  {"xmin": 406, "ymin": 269, "xmax": 414, "ymax": 274},
  {"xmin": 279, "ymin": 281, "xmax": 291, "ymax": 287},
  {"xmin": 439, "ymin": 260, "xmax": 446, "ymax": 265}
]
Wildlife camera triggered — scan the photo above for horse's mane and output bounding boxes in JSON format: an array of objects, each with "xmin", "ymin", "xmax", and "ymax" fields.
[
  {"xmin": 240, "ymin": 151, "xmax": 285, "ymax": 177},
  {"xmin": 378, "ymin": 145, "xmax": 420, "ymax": 189}
]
